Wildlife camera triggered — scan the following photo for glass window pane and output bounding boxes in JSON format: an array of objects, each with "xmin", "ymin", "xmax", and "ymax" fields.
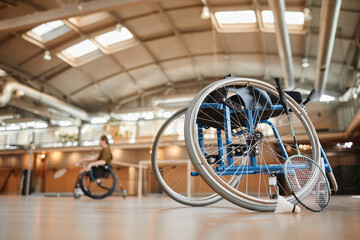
[
  {"xmin": 215, "ymin": 10, "xmax": 257, "ymax": 24},
  {"xmin": 31, "ymin": 20, "xmax": 65, "ymax": 36},
  {"xmin": 96, "ymin": 28, "xmax": 133, "ymax": 47},
  {"xmin": 261, "ymin": 10, "xmax": 304, "ymax": 25},
  {"xmin": 285, "ymin": 11, "xmax": 304, "ymax": 25},
  {"xmin": 64, "ymin": 39, "xmax": 99, "ymax": 58}
]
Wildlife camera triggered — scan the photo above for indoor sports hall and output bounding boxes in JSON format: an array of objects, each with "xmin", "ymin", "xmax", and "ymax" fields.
[{"xmin": 0, "ymin": 0, "xmax": 359, "ymax": 239}]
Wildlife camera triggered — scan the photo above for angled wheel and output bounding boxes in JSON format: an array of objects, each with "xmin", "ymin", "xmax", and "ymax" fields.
[
  {"xmin": 73, "ymin": 187, "xmax": 83, "ymax": 199},
  {"xmin": 73, "ymin": 175, "xmax": 83, "ymax": 199},
  {"xmin": 151, "ymin": 107, "xmax": 223, "ymax": 206},
  {"xmin": 185, "ymin": 77, "xmax": 321, "ymax": 211},
  {"xmin": 80, "ymin": 165, "xmax": 116, "ymax": 199}
]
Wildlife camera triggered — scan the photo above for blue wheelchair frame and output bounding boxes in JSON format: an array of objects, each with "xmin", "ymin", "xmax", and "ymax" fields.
[{"xmin": 191, "ymin": 102, "xmax": 334, "ymax": 181}]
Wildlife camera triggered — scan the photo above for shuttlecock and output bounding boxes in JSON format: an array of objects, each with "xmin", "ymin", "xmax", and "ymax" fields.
[{"xmin": 274, "ymin": 195, "xmax": 301, "ymax": 214}]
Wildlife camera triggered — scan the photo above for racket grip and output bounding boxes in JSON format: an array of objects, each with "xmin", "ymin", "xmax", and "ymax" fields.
[
  {"xmin": 274, "ymin": 78, "xmax": 289, "ymax": 115},
  {"xmin": 302, "ymin": 89, "xmax": 317, "ymax": 106}
]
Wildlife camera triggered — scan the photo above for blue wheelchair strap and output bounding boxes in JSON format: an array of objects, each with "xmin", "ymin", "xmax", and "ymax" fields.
[{"xmin": 89, "ymin": 169, "xmax": 95, "ymax": 181}]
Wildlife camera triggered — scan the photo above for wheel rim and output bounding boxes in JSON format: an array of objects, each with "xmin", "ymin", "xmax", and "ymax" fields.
[
  {"xmin": 151, "ymin": 107, "xmax": 222, "ymax": 206},
  {"xmin": 185, "ymin": 77, "xmax": 321, "ymax": 211},
  {"xmin": 80, "ymin": 167, "xmax": 116, "ymax": 199}
]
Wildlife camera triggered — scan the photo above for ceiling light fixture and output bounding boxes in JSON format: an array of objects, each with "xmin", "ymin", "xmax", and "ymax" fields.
[
  {"xmin": 43, "ymin": 50, "xmax": 52, "ymax": 61},
  {"xmin": 201, "ymin": 6, "xmax": 210, "ymax": 20},
  {"xmin": 303, "ymin": 8, "xmax": 312, "ymax": 21},
  {"xmin": 0, "ymin": 68, "xmax": 7, "ymax": 77},
  {"xmin": 115, "ymin": 23, "xmax": 123, "ymax": 31},
  {"xmin": 301, "ymin": 58, "xmax": 310, "ymax": 68}
]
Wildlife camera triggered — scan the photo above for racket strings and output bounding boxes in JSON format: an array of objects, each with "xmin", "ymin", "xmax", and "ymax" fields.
[{"xmin": 286, "ymin": 156, "xmax": 330, "ymax": 212}]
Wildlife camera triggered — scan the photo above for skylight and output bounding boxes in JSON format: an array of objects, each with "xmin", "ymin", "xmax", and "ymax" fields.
[
  {"xmin": 261, "ymin": 10, "xmax": 305, "ymax": 25},
  {"xmin": 95, "ymin": 28, "xmax": 133, "ymax": 47},
  {"xmin": 214, "ymin": 10, "xmax": 257, "ymax": 24},
  {"xmin": 31, "ymin": 20, "xmax": 65, "ymax": 36},
  {"xmin": 26, "ymin": 20, "xmax": 70, "ymax": 43},
  {"xmin": 261, "ymin": 10, "xmax": 275, "ymax": 23},
  {"xmin": 63, "ymin": 39, "xmax": 99, "ymax": 58},
  {"xmin": 285, "ymin": 11, "xmax": 305, "ymax": 25}
]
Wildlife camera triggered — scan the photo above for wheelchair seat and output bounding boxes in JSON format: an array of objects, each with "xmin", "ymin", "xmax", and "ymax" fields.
[{"xmin": 198, "ymin": 86, "xmax": 303, "ymax": 130}]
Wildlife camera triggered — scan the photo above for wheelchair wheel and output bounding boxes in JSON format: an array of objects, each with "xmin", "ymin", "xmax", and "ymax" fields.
[
  {"xmin": 151, "ymin": 107, "xmax": 223, "ymax": 206},
  {"xmin": 79, "ymin": 165, "xmax": 117, "ymax": 199},
  {"xmin": 73, "ymin": 175, "xmax": 83, "ymax": 199},
  {"xmin": 73, "ymin": 187, "xmax": 83, "ymax": 199},
  {"xmin": 184, "ymin": 77, "xmax": 321, "ymax": 212}
]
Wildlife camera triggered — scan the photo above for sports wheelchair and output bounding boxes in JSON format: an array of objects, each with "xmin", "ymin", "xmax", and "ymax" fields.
[
  {"xmin": 152, "ymin": 77, "xmax": 338, "ymax": 212},
  {"xmin": 74, "ymin": 164, "xmax": 127, "ymax": 200}
]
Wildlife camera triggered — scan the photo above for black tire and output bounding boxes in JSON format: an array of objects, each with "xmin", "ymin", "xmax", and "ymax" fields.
[
  {"xmin": 151, "ymin": 107, "xmax": 223, "ymax": 206},
  {"xmin": 79, "ymin": 165, "xmax": 117, "ymax": 199}
]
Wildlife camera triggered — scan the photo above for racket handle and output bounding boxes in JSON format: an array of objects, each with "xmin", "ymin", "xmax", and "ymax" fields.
[
  {"xmin": 302, "ymin": 89, "xmax": 317, "ymax": 106},
  {"xmin": 274, "ymin": 78, "xmax": 289, "ymax": 115}
]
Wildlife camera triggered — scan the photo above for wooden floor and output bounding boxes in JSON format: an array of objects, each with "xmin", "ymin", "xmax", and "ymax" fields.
[{"xmin": 0, "ymin": 195, "xmax": 359, "ymax": 240}]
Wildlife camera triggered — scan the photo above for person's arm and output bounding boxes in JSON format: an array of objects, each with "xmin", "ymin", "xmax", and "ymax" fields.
[
  {"xmin": 85, "ymin": 160, "xmax": 106, "ymax": 171},
  {"xmin": 83, "ymin": 148, "xmax": 111, "ymax": 171},
  {"xmin": 79, "ymin": 154, "xmax": 99, "ymax": 163}
]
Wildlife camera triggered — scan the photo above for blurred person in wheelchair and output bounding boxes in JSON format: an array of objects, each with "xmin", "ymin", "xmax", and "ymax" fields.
[{"xmin": 80, "ymin": 135, "xmax": 113, "ymax": 173}]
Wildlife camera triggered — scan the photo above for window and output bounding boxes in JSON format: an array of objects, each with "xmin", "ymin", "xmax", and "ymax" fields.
[
  {"xmin": 261, "ymin": 10, "xmax": 305, "ymax": 32},
  {"xmin": 285, "ymin": 11, "xmax": 305, "ymax": 25},
  {"xmin": 94, "ymin": 26, "xmax": 138, "ymax": 54},
  {"xmin": 25, "ymin": 20, "xmax": 70, "ymax": 43},
  {"xmin": 215, "ymin": 10, "xmax": 257, "ymax": 24},
  {"xmin": 212, "ymin": 10, "xmax": 258, "ymax": 32},
  {"xmin": 261, "ymin": 10, "xmax": 275, "ymax": 24},
  {"xmin": 63, "ymin": 39, "xmax": 98, "ymax": 58},
  {"xmin": 96, "ymin": 28, "xmax": 133, "ymax": 47},
  {"xmin": 57, "ymin": 39, "xmax": 103, "ymax": 67},
  {"xmin": 261, "ymin": 10, "xmax": 304, "ymax": 25},
  {"xmin": 31, "ymin": 20, "xmax": 65, "ymax": 36}
]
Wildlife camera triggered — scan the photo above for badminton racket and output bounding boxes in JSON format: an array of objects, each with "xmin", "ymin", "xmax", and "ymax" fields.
[
  {"xmin": 274, "ymin": 78, "xmax": 331, "ymax": 212},
  {"xmin": 284, "ymin": 156, "xmax": 331, "ymax": 212}
]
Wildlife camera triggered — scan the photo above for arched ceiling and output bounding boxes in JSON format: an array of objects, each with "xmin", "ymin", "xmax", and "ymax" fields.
[{"xmin": 0, "ymin": 0, "xmax": 359, "ymax": 124}]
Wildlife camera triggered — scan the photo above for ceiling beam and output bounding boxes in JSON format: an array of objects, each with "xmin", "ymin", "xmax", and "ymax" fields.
[
  {"xmin": 9, "ymin": 98, "xmax": 77, "ymax": 123},
  {"xmin": 75, "ymin": 68, "xmax": 115, "ymax": 103},
  {"xmin": 105, "ymin": 86, "xmax": 168, "ymax": 112},
  {"xmin": 339, "ymin": 16, "xmax": 360, "ymax": 91},
  {"xmin": 108, "ymin": 10, "xmax": 175, "ymax": 88},
  {"xmin": 268, "ymin": 0, "xmax": 295, "ymax": 90},
  {"xmin": 155, "ymin": 2, "xmax": 204, "ymax": 83},
  {"xmin": 69, "ymin": 70, "xmax": 123, "ymax": 97},
  {"xmin": 253, "ymin": 0, "xmax": 270, "ymax": 81},
  {"xmin": 312, "ymin": 4, "xmax": 360, "ymax": 14},
  {"xmin": 203, "ymin": 0, "xmax": 231, "ymax": 75},
  {"xmin": 0, "ymin": 0, "xmax": 16, "ymax": 7},
  {"xmin": 0, "ymin": 0, "xmax": 143, "ymax": 33},
  {"xmin": 299, "ymin": 0, "xmax": 312, "ymax": 84},
  {"xmin": 62, "ymin": 19, "xmax": 143, "ymax": 97},
  {"xmin": 0, "ymin": 60, "xmax": 85, "ymax": 108},
  {"xmin": 315, "ymin": 0, "xmax": 342, "ymax": 98},
  {"xmin": 64, "ymin": 51, "xmax": 348, "ymax": 99}
]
